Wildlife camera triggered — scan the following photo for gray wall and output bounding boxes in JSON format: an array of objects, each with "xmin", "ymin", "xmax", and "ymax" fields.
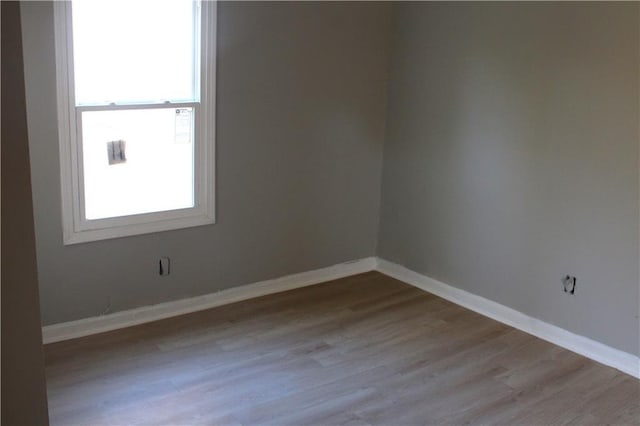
[
  {"xmin": 22, "ymin": 1, "xmax": 390, "ymax": 325},
  {"xmin": 22, "ymin": 1, "xmax": 639, "ymax": 358},
  {"xmin": 1, "ymin": 2, "xmax": 50, "ymax": 423},
  {"xmin": 379, "ymin": 2, "xmax": 639, "ymax": 356}
]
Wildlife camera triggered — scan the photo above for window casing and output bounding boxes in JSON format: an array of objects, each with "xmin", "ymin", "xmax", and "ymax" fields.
[{"xmin": 54, "ymin": 0, "xmax": 216, "ymax": 245}]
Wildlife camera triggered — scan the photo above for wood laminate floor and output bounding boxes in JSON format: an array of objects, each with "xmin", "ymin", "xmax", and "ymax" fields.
[{"xmin": 45, "ymin": 272, "xmax": 639, "ymax": 425}]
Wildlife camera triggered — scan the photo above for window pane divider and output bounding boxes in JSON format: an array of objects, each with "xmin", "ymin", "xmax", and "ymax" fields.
[{"xmin": 76, "ymin": 101, "xmax": 200, "ymax": 112}]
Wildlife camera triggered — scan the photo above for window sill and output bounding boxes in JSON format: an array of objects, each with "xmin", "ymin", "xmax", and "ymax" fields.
[{"xmin": 63, "ymin": 212, "xmax": 215, "ymax": 245}]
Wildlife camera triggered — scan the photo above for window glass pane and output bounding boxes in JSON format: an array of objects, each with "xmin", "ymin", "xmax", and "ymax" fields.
[
  {"xmin": 81, "ymin": 108, "xmax": 195, "ymax": 220},
  {"xmin": 72, "ymin": 0, "xmax": 198, "ymax": 105}
]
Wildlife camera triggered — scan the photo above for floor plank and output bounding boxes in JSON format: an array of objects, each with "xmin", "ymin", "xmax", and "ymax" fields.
[{"xmin": 45, "ymin": 272, "xmax": 639, "ymax": 425}]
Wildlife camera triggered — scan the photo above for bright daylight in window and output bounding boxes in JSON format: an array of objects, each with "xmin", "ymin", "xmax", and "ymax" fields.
[{"xmin": 55, "ymin": 0, "xmax": 216, "ymax": 244}]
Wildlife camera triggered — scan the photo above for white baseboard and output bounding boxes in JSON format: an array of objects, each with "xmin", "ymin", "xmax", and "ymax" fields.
[
  {"xmin": 42, "ymin": 257, "xmax": 377, "ymax": 344},
  {"xmin": 376, "ymin": 258, "xmax": 640, "ymax": 379},
  {"xmin": 42, "ymin": 255, "xmax": 639, "ymax": 379}
]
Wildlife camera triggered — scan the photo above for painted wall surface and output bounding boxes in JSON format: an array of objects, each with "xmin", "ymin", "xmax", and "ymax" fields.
[
  {"xmin": 379, "ymin": 2, "xmax": 639, "ymax": 355},
  {"xmin": 1, "ymin": 2, "xmax": 50, "ymax": 423},
  {"xmin": 22, "ymin": 1, "xmax": 390, "ymax": 325},
  {"xmin": 22, "ymin": 0, "xmax": 639, "ymax": 359}
]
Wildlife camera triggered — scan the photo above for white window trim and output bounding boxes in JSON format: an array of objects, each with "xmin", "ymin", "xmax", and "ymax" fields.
[{"xmin": 53, "ymin": 1, "xmax": 216, "ymax": 245}]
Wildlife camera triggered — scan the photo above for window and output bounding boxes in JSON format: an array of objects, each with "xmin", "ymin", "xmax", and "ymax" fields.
[{"xmin": 54, "ymin": 0, "xmax": 216, "ymax": 244}]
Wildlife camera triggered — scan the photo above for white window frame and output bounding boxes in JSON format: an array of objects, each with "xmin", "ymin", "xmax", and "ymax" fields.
[{"xmin": 54, "ymin": 0, "xmax": 216, "ymax": 245}]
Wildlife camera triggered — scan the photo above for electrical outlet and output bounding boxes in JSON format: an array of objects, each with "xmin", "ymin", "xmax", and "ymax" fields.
[
  {"xmin": 159, "ymin": 257, "xmax": 170, "ymax": 276},
  {"xmin": 562, "ymin": 275, "xmax": 576, "ymax": 294}
]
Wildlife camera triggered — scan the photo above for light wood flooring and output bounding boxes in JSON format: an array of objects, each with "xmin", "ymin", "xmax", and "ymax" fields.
[{"xmin": 45, "ymin": 272, "xmax": 639, "ymax": 425}]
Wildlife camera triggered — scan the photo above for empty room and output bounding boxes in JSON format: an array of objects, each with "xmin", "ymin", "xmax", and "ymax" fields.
[{"xmin": 2, "ymin": 0, "xmax": 639, "ymax": 425}]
